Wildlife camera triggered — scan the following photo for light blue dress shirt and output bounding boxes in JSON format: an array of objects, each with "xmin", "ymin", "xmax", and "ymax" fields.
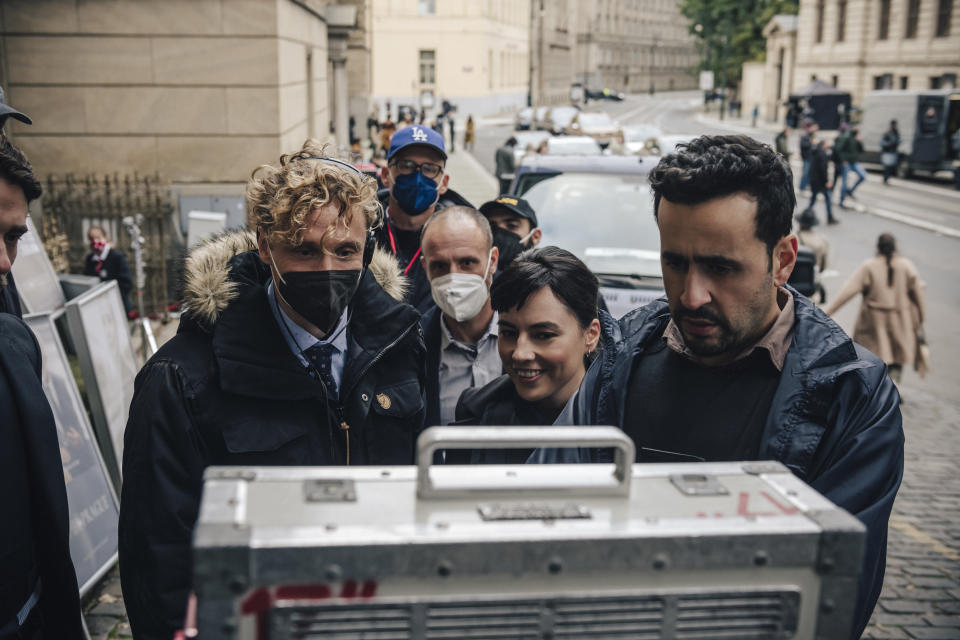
[{"xmin": 267, "ymin": 280, "xmax": 347, "ymax": 391}]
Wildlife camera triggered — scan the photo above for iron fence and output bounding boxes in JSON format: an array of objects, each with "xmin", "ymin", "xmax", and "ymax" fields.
[{"xmin": 41, "ymin": 173, "xmax": 180, "ymax": 316}]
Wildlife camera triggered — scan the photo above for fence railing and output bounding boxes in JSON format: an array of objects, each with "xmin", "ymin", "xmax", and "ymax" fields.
[{"xmin": 41, "ymin": 173, "xmax": 180, "ymax": 316}]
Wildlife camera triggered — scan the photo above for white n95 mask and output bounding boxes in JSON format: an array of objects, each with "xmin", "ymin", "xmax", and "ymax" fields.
[{"xmin": 430, "ymin": 249, "xmax": 493, "ymax": 322}]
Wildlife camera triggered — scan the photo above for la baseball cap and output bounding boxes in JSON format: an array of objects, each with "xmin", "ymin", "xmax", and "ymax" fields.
[
  {"xmin": 479, "ymin": 195, "xmax": 538, "ymax": 228},
  {"xmin": 387, "ymin": 125, "xmax": 447, "ymax": 161},
  {"xmin": 0, "ymin": 88, "xmax": 32, "ymax": 126}
]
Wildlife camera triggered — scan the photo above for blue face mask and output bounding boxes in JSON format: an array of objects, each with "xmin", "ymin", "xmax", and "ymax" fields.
[{"xmin": 391, "ymin": 171, "xmax": 439, "ymax": 216}]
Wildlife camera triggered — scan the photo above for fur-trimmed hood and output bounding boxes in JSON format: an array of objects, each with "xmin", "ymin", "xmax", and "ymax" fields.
[{"xmin": 182, "ymin": 229, "xmax": 408, "ymax": 329}]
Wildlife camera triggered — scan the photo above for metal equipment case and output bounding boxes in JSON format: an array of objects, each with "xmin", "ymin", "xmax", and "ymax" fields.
[{"xmin": 192, "ymin": 427, "xmax": 865, "ymax": 640}]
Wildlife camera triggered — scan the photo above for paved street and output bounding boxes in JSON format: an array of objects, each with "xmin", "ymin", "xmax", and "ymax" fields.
[{"xmin": 469, "ymin": 92, "xmax": 960, "ymax": 639}]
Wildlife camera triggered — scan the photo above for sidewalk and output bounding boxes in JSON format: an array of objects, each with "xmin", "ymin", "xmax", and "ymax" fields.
[{"xmin": 444, "ymin": 147, "xmax": 500, "ymax": 205}]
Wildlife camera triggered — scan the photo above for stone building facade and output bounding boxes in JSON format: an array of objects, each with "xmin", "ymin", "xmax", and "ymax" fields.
[
  {"xmin": 763, "ymin": 15, "xmax": 800, "ymax": 123},
  {"xmin": 529, "ymin": 0, "xmax": 579, "ymax": 106},
  {"xmin": 369, "ymin": 0, "xmax": 530, "ymax": 119},
  {"xmin": 575, "ymin": 0, "xmax": 698, "ymax": 94},
  {"xmin": 794, "ymin": 0, "xmax": 959, "ymax": 104},
  {"xmin": 0, "ymin": 0, "xmax": 355, "ymax": 184}
]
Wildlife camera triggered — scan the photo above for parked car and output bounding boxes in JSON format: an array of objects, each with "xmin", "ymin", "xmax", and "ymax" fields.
[
  {"xmin": 544, "ymin": 106, "xmax": 580, "ymax": 134},
  {"xmin": 512, "ymin": 131, "xmax": 552, "ymax": 166},
  {"xmin": 609, "ymin": 124, "xmax": 664, "ymax": 155},
  {"xmin": 533, "ymin": 106, "xmax": 551, "ymax": 130},
  {"xmin": 521, "ymin": 171, "xmax": 664, "ymax": 318},
  {"xmin": 566, "ymin": 111, "xmax": 619, "ymax": 148},
  {"xmin": 586, "ymin": 88, "xmax": 626, "ymax": 101},
  {"xmin": 509, "ymin": 153, "xmax": 653, "ymax": 196},
  {"xmin": 543, "ymin": 136, "xmax": 602, "ymax": 156},
  {"xmin": 514, "ymin": 107, "xmax": 534, "ymax": 130}
]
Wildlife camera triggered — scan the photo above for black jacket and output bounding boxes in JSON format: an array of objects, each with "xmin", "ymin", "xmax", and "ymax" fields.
[
  {"xmin": 448, "ymin": 375, "xmax": 549, "ymax": 464},
  {"xmin": 375, "ymin": 187, "xmax": 473, "ymax": 314},
  {"xmin": 0, "ymin": 275, "xmax": 22, "ymax": 317},
  {"xmin": 84, "ymin": 247, "xmax": 134, "ymax": 313},
  {"xmin": 118, "ymin": 232, "xmax": 427, "ymax": 640},
  {"xmin": 573, "ymin": 289, "xmax": 903, "ymax": 638},
  {"xmin": 0, "ymin": 314, "xmax": 83, "ymax": 639},
  {"xmin": 809, "ymin": 144, "xmax": 832, "ymax": 191},
  {"xmin": 421, "ymin": 304, "xmax": 444, "ymax": 429}
]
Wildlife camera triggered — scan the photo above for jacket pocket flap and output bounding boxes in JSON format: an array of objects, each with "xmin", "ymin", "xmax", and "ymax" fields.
[
  {"xmin": 221, "ymin": 419, "xmax": 308, "ymax": 454},
  {"xmin": 369, "ymin": 380, "xmax": 423, "ymax": 419}
]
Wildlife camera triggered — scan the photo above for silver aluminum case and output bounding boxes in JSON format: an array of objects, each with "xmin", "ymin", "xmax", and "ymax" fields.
[{"xmin": 193, "ymin": 427, "xmax": 865, "ymax": 640}]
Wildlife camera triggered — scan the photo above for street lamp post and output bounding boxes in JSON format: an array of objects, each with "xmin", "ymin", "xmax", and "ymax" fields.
[
  {"xmin": 718, "ymin": 21, "xmax": 730, "ymax": 121},
  {"xmin": 649, "ymin": 42, "xmax": 656, "ymax": 95}
]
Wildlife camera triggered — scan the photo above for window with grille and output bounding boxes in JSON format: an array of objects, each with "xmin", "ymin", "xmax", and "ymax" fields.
[
  {"xmin": 419, "ymin": 50, "xmax": 435, "ymax": 85},
  {"xmin": 905, "ymin": 0, "xmax": 921, "ymax": 38},
  {"xmin": 936, "ymin": 0, "xmax": 953, "ymax": 36},
  {"xmin": 816, "ymin": 0, "xmax": 826, "ymax": 42},
  {"xmin": 879, "ymin": 0, "xmax": 891, "ymax": 39}
]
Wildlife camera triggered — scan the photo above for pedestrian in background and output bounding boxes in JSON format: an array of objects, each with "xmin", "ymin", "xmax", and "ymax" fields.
[
  {"xmin": 798, "ymin": 123, "xmax": 818, "ymax": 192},
  {"xmin": 774, "ymin": 126, "xmax": 790, "ymax": 161},
  {"xmin": 824, "ymin": 233, "xmax": 926, "ymax": 386},
  {"xmin": 447, "ymin": 114, "xmax": 456, "ymax": 153},
  {"xmin": 494, "ymin": 136, "xmax": 517, "ymax": 194},
  {"xmin": 881, "ymin": 120, "xmax": 901, "ymax": 185},
  {"xmin": 796, "ymin": 208, "xmax": 830, "ymax": 274},
  {"xmin": 379, "ymin": 116, "xmax": 396, "ymax": 155},
  {"xmin": 803, "ymin": 138, "xmax": 838, "ymax": 225},
  {"xmin": 84, "ymin": 225, "xmax": 134, "ymax": 315},
  {"xmin": 837, "ymin": 126, "xmax": 866, "ymax": 208},
  {"xmin": 450, "ymin": 247, "xmax": 602, "ymax": 463},
  {"xmin": 464, "ymin": 115, "xmax": 475, "ymax": 151}
]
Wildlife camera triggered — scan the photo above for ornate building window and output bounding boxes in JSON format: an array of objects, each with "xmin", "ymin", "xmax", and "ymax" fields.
[
  {"xmin": 878, "ymin": 0, "xmax": 891, "ymax": 39},
  {"xmin": 837, "ymin": 0, "xmax": 848, "ymax": 41},
  {"xmin": 936, "ymin": 0, "xmax": 953, "ymax": 36},
  {"xmin": 816, "ymin": 0, "xmax": 826, "ymax": 43}
]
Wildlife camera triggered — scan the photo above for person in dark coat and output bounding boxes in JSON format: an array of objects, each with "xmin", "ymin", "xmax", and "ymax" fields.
[
  {"xmin": 494, "ymin": 137, "xmax": 518, "ymax": 194},
  {"xmin": 375, "ymin": 124, "xmax": 474, "ymax": 313},
  {"xmin": 880, "ymin": 119, "xmax": 901, "ymax": 185},
  {"xmin": 119, "ymin": 143, "xmax": 427, "ymax": 640},
  {"xmin": 0, "ymin": 126, "xmax": 84, "ymax": 640},
  {"xmin": 83, "ymin": 225, "xmax": 134, "ymax": 313},
  {"xmin": 451, "ymin": 247, "xmax": 603, "ymax": 464},
  {"xmin": 803, "ymin": 138, "xmax": 837, "ymax": 224},
  {"xmin": 1, "ymin": 315, "xmax": 85, "ymax": 640},
  {"xmin": 557, "ymin": 135, "xmax": 903, "ymax": 638}
]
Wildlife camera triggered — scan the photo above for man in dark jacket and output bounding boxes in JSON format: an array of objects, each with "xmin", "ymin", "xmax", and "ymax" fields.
[
  {"xmin": 375, "ymin": 124, "xmax": 474, "ymax": 313},
  {"xmin": 803, "ymin": 137, "xmax": 837, "ymax": 224},
  {"xmin": 0, "ymin": 127, "xmax": 85, "ymax": 640},
  {"xmin": 837, "ymin": 126, "xmax": 866, "ymax": 207},
  {"xmin": 798, "ymin": 123, "xmax": 818, "ymax": 192},
  {"xmin": 570, "ymin": 135, "xmax": 902, "ymax": 638},
  {"xmin": 83, "ymin": 225, "xmax": 134, "ymax": 313},
  {"xmin": 494, "ymin": 137, "xmax": 518, "ymax": 194},
  {"xmin": 880, "ymin": 119, "xmax": 901, "ymax": 184},
  {"xmin": 119, "ymin": 145, "xmax": 427, "ymax": 640}
]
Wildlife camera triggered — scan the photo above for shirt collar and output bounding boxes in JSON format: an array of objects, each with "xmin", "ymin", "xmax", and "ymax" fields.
[
  {"xmin": 96, "ymin": 243, "xmax": 111, "ymax": 261},
  {"xmin": 663, "ymin": 287, "xmax": 795, "ymax": 371},
  {"xmin": 267, "ymin": 280, "xmax": 348, "ymax": 357},
  {"xmin": 439, "ymin": 310, "xmax": 498, "ymax": 353}
]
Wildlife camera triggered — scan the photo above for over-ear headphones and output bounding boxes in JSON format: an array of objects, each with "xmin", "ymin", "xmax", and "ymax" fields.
[{"xmin": 307, "ymin": 156, "xmax": 383, "ymax": 270}]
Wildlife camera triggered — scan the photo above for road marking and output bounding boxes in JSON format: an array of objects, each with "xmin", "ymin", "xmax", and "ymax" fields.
[
  {"xmin": 866, "ymin": 205, "xmax": 960, "ymax": 239},
  {"xmin": 890, "ymin": 517, "xmax": 960, "ymax": 562}
]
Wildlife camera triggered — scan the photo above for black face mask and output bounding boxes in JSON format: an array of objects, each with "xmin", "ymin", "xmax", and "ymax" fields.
[
  {"xmin": 490, "ymin": 225, "xmax": 528, "ymax": 272},
  {"xmin": 275, "ymin": 270, "xmax": 361, "ymax": 335}
]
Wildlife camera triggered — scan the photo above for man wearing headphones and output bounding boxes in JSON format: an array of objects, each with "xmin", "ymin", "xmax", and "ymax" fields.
[{"xmin": 119, "ymin": 142, "xmax": 426, "ymax": 640}]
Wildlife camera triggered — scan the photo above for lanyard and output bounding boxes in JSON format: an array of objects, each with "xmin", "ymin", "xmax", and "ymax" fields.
[{"xmin": 386, "ymin": 221, "xmax": 421, "ymax": 276}]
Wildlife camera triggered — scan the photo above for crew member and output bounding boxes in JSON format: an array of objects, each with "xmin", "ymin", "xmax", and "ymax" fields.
[
  {"xmin": 419, "ymin": 206, "xmax": 500, "ymax": 429},
  {"xmin": 376, "ymin": 125, "xmax": 473, "ymax": 312}
]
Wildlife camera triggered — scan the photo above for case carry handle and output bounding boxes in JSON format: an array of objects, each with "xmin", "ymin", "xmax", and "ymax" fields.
[{"xmin": 416, "ymin": 426, "xmax": 635, "ymax": 499}]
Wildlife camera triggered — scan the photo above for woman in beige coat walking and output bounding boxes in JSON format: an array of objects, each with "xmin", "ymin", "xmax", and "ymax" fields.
[{"xmin": 824, "ymin": 233, "xmax": 926, "ymax": 383}]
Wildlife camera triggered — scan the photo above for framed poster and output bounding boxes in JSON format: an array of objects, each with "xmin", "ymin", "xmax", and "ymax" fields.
[
  {"xmin": 10, "ymin": 215, "xmax": 66, "ymax": 313},
  {"xmin": 65, "ymin": 281, "xmax": 137, "ymax": 489},
  {"xmin": 23, "ymin": 311, "xmax": 120, "ymax": 597}
]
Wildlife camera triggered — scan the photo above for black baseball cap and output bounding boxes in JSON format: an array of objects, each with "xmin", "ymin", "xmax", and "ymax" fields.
[
  {"xmin": 0, "ymin": 88, "xmax": 32, "ymax": 126},
  {"xmin": 479, "ymin": 194, "xmax": 537, "ymax": 228}
]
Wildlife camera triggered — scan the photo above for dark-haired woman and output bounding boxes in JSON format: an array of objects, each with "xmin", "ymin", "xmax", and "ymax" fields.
[
  {"xmin": 449, "ymin": 246, "xmax": 605, "ymax": 463},
  {"xmin": 824, "ymin": 233, "xmax": 925, "ymax": 384}
]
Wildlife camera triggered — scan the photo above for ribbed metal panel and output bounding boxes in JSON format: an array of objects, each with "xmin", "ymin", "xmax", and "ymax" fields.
[
  {"xmin": 425, "ymin": 602, "xmax": 541, "ymax": 639},
  {"xmin": 270, "ymin": 604, "xmax": 411, "ymax": 640},
  {"xmin": 675, "ymin": 592, "xmax": 799, "ymax": 639}
]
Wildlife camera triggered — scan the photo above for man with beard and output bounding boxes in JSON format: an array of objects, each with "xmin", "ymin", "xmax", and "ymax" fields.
[
  {"xmin": 119, "ymin": 142, "xmax": 426, "ymax": 640},
  {"xmin": 376, "ymin": 125, "xmax": 473, "ymax": 312},
  {"xmin": 571, "ymin": 135, "xmax": 903, "ymax": 639}
]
